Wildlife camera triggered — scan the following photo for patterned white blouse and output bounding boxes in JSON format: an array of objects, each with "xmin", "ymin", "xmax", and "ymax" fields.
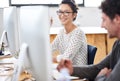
[{"xmin": 51, "ymin": 27, "xmax": 87, "ymax": 65}]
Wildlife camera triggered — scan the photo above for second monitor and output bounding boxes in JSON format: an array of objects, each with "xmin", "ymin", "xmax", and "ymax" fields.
[{"xmin": 17, "ymin": 6, "xmax": 52, "ymax": 81}]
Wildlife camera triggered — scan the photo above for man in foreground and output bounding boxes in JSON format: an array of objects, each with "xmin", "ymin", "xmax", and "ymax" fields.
[{"xmin": 57, "ymin": 0, "xmax": 120, "ymax": 81}]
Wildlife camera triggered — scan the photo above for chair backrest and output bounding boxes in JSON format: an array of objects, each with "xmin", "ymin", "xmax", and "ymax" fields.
[{"xmin": 87, "ymin": 44, "xmax": 97, "ymax": 65}]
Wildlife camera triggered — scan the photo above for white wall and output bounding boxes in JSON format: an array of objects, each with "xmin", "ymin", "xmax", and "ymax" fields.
[
  {"xmin": 50, "ymin": 7, "xmax": 102, "ymax": 27},
  {"xmin": 1, "ymin": 6, "xmax": 103, "ymax": 37}
]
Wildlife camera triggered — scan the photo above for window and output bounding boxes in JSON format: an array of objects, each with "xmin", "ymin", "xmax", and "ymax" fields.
[
  {"xmin": 84, "ymin": 0, "xmax": 103, "ymax": 7},
  {"xmin": 0, "ymin": 0, "xmax": 9, "ymax": 8},
  {"xmin": 10, "ymin": 0, "xmax": 84, "ymax": 6}
]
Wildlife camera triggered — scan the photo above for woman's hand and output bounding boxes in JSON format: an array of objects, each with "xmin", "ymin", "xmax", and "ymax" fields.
[{"xmin": 52, "ymin": 56, "xmax": 57, "ymax": 63}]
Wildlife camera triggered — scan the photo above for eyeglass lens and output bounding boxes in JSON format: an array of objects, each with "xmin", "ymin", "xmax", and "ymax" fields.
[{"xmin": 57, "ymin": 11, "xmax": 73, "ymax": 16}]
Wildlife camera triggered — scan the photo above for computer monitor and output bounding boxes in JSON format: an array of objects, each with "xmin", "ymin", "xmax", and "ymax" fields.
[
  {"xmin": 3, "ymin": 7, "xmax": 20, "ymax": 55},
  {"xmin": 0, "ymin": 30, "xmax": 8, "ymax": 55},
  {"xmin": 0, "ymin": 31, "xmax": 6, "ymax": 49},
  {"xmin": 13, "ymin": 6, "xmax": 52, "ymax": 81}
]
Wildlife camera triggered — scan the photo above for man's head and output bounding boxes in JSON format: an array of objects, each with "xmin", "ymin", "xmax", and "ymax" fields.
[{"xmin": 99, "ymin": 0, "xmax": 120, "ymax": 39}]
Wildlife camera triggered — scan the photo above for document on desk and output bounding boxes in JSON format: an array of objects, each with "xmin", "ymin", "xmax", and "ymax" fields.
[
  {"xmin": 0, "ymin": 56, "xmax": 16, "ymax": 64},
  {"xmin": 52, "ymin": 69, "xmax": 79, "ymax": 80},
  {"xmin": 0, "ymin": 76, "xmax": 12, "ymax": 81},
  {"xmin": 0, "ymin": 66, "xmax": 13, "ymax": 81},
  {"xmin": 52, "ymin": 64, "xmax": 79, "ymax": 80}
]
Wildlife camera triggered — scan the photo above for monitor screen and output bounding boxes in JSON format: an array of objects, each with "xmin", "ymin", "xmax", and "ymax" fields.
[{"xmin": 14, "ymin": 6, "xmax": 52, "ymax": 81}]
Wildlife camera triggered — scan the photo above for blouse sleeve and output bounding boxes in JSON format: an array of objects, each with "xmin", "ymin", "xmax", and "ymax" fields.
[
  {"xmin": 51, "ymin": 35, "xmax": 59, "ymax": 52},
  {"xmin": 51, "ymin": 30, "xmax": 63, "ymax": 52}
]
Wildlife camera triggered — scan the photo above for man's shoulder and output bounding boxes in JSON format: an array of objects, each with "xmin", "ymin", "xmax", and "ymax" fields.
[{"xmin": 114, "ymin": 39, "xmax": 120, "ymax": 45}]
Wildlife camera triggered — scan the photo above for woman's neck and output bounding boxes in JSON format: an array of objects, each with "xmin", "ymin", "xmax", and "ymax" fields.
[{"xmin": 64, "ymin": 23, "xmax": 76, "ymax": 34}]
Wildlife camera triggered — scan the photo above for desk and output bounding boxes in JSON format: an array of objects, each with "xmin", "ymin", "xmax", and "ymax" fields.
[
  {"xmin": 0, "ymin": 57, "xmax": 86, "ymax": 81},
  {"xmin": 0, "ymin": 54, "xmax": 13, "ymax": 59},
  {"xmin": 20, "ymin": 72, "xmax": 84, "ymax": 81},
  {"xmin": 0, "ymin": 70, "xmax": 85, "ymax": 81}
]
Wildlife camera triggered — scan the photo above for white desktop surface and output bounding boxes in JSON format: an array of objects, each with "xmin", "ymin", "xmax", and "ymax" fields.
[{"xmin": 50, "ymin": 27, "xmax": 107, "ymax": 34}]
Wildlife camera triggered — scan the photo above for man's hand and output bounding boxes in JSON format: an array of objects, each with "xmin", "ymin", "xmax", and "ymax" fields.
[
  {"xmin": 97, "ymin": 67, "xmax": 112, "ymax": 77},
  {"xmin": 57, "ymin": 59, "xmax": 73, "ymax": 75}
]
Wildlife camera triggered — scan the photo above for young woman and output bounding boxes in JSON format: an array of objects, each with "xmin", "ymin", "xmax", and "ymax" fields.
[{"xmin": 51, "ymin": 0, "xmax": 87, "ymax": 65}]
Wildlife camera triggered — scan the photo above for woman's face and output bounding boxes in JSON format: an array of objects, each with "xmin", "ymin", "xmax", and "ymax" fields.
[{"xmin": 57, "ymin": 4, "xmax": 76, "ymax": 25}]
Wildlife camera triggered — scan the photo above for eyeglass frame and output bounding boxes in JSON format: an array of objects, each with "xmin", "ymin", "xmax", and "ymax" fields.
[{"xmin": 56, "ymin": 10, "xmax": 74, "ymax": 16}]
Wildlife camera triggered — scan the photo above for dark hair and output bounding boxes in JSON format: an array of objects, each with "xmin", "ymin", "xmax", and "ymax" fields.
[
  {"xmin": 99, "ymin": 0, "xmax": 120, "ymax": 20},
  {"xmin": 60, "ymin": 0, "xmax": 79, "ymax": 21}
]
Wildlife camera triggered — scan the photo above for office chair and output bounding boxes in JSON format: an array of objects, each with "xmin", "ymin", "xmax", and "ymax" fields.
[{"xmin": 87, "ymin": 44, "xmax": 97, "ymax": 65}]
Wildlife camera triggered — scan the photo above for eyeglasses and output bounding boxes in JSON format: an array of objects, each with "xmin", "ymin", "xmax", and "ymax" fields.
[{"xmin": 56, "ymin": 10, "xmax": 73, "ymax": 16}]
